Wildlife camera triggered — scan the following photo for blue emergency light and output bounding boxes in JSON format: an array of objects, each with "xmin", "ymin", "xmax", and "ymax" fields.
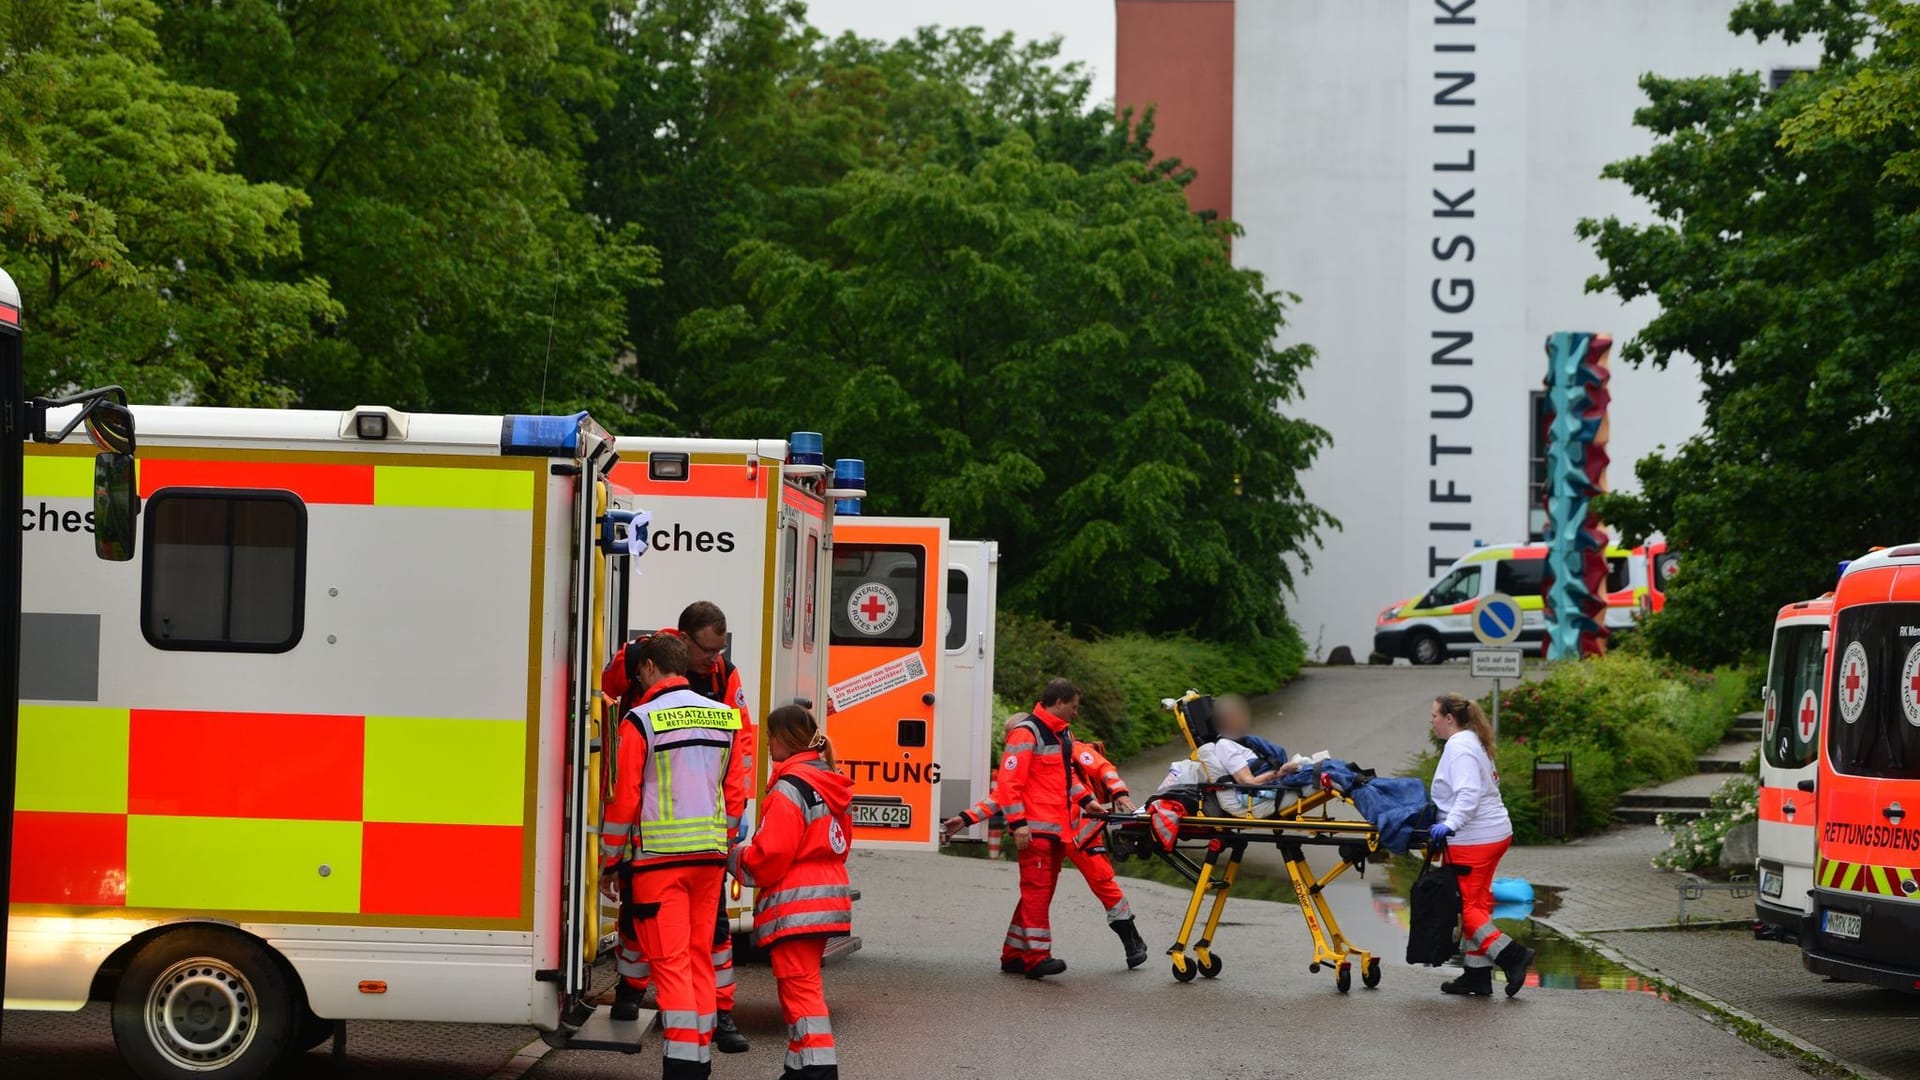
[
  {"xmin": 789, "ymin": 431, "xmax": 825, "ymax": 467},
  {"xmin": 500, "ymin": 411, "xmax": 586, "ymax": 457},
  {"xmin": 1838, "ymin": 560, "xmax": 1852, "ymax": 580},
  {"xmin": 834, "ymin": 458, "xmax": 865, "ymax": 516}
]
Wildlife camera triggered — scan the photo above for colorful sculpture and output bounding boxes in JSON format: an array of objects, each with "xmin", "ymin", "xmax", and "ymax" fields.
[{"xmin": 1540, "ymin": 332, "xmax": 1612, "ymax": 660}]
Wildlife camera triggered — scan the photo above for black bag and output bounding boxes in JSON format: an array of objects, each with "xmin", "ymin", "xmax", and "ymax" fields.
[{"xmin": 1406, "ymin": 847, "xmax": 1466, "ymax": 967}]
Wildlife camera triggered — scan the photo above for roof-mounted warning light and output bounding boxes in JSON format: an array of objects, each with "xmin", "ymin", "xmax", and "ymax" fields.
[
  {"xmin": 500, "ymin": 411, "xmax": 588, "ymax": 457},
  {"xmin": 786, "ymin": 431, "xmax": 828, "ymax": 477},
  {"xmin": 342, "ymin": 405, "xmax": 409, "ymax": 441},
  {"xmin": 826, "ymin": 457, "xmax": 867, "ymax": 515}
]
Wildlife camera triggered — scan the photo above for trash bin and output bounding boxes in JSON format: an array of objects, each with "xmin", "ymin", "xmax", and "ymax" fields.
[{"xmin": 1533, "ymin": 753, "xmax": 1573, "ymax": 839}]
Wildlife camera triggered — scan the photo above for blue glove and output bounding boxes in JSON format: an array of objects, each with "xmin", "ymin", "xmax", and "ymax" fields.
[{"xmin": 1429, "ymin": 824, "xmax": 1454, "ymax": 843}]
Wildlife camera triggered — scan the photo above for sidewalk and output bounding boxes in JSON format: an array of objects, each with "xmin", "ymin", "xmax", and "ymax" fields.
[{"xmin": 1504, "ymin": 826, "xmax": 1918, "ymax": 1080}]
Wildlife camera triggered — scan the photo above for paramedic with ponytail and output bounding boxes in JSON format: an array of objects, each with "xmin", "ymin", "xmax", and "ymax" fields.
[
  {"xmin": 729, "ymin": 705, "xmax": 852, "ymax": 1080},
  {"xmin": 1427, "ymin": 692, "xmax": 1534, "ymax": 997}
]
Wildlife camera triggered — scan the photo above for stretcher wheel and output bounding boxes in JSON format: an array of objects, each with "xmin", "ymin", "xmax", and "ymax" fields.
[
  {"xmin": 1171, "ymin": 956, "xmax": 1197, "ymax": 983},
  {"xmin": 1335, "ymin": 963, "xmax": 1352, "ymax": 994},
  {"xmin": 1362, "ymin": 959, "xmax": 1382, "ymax": 989},
  {"xmin": 1308, "ymin": 962, "xmax": 1321, "ymax": 974},
  {"xmin": 1198, "ymin": 954, "xmax": 1223, "ymax": 979}
]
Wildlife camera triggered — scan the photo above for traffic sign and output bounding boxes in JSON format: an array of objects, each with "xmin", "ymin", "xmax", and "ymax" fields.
[
  {"xmin": 1471, "ymin": 648, "xmax": 1523, "ymax": 679},
  {"xmin": 1472, "ymin": 592, "xmax": 1522, "ymax": 646}
]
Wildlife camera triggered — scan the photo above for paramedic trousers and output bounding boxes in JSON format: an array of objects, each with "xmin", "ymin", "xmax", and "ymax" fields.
[
  {"xmin": 1446, "ymin": 837, "xmax": 1515, "ymax": 969},
  {"xmin": 1065, "ymin": 842, "xmax": 1133, "ymax": 924},
  {"xmin": 626, "ymin": 864, "xmax": 723, "ymax": 1078},
  {"xmin": 616, "ymin": 888, "xmax": 736, "ymax": 1013},
  {"xmin": 771, "ymin": 936, "xmax": 837, "ymax": 1079},
  {"xmin": 1002, "ymin": 834, "xmax": 1065, "ymax": 969}
]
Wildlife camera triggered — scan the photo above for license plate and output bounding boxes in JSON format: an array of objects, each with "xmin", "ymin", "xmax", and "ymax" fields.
[
  {"xmin": 852, "ymin": 802, "xmax": 912, "ymax": 829},
  {"xmin": 1761, "ymin": 872, "xmax": 1783, "ymax": 900},
  {"xmin": 1823, "ymin": 910, "xmax": 1863, "ymax": 940}
]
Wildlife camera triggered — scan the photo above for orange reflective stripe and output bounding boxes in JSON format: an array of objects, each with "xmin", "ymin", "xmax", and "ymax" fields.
[{"xmin": 139, "ymin": 458, "xmax": 375, "ymax": 503}]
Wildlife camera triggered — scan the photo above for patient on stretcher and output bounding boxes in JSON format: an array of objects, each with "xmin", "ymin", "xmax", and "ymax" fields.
[{"xmin": 1159, "ymin": 694, "xmax": 1307, "ymax": 818}]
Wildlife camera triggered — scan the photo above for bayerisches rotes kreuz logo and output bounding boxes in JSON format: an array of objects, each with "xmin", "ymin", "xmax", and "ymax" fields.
[
  {"xmin": 1798, "ymin": 688, "xmax": 1820, "ymax": 741},
  {"xmin": 1901, "ymin": 642, "xmax": 1920, "ymax": 728},
  {"xmin": 847, "ymin": 582, "xmax": 899, "ymax": 635},
  {"xmin": 1838, "ymin": 641, "xmax": 1870, "ymax": 724},
  {"xmin": 1763, "ymin": 688, "xmax": 1778, "ymax": 741},
  {"xmin": 828, "ymin": 818, "xmax": 848, "ymax": 855}
]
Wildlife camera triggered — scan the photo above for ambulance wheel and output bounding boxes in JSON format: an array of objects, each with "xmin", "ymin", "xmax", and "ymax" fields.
[
  {"xmin": 1171, "ymin": 956, "xmax": 1197, "ymax": 983},
  {"xmin": 112, "ymin": 927, "xmax": 296, "ymax": 1080},
  {"xmin": 1198, "ymin": 954, "xmax": 1223, "ymax": 979},
  {"xmin": 1335, "ymin": 963, "xmax": 1352, "ymax": 994},
  {"xmin": 1408, "ymin": 631, "xmax": 1446, "ymax": 666},
  {"xmin": 1362, "ymin": 959, "xmax": 1382, "ymax": 989},
  {"xmin": 291, "ymin": 1006, "xmax": 335, "ymax": 1055}
]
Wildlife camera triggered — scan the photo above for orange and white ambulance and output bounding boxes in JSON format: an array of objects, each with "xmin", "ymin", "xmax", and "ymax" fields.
[
  {"xmin": 1802, "ymin": 544, "xmax": 1920, "ymax": 990},
  {"xmin": 11, "ymin": 404, "xmax": 658, "ymax": 1077},
  {"xmin": 1372, "ymin": 542, "xmax": 1638, "ymax": 664},
  {"xmin": 1755, "ymin": 593, "xmax": 1832, "ymax": 938}
]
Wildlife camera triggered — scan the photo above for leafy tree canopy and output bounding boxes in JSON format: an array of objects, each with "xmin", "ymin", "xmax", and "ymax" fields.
[{"xmin": 1585, "ymin": 0, "xmax": 1920, "ymax": 664}]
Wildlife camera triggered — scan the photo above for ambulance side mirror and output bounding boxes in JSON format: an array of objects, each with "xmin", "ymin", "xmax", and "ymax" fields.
[{"xmin": 93, "ymin": 451, "xmax": 138, "ymax": 562}]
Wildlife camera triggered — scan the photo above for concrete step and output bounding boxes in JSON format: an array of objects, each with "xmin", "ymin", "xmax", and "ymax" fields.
[
  {"xmin": 1614, "ymin": 805, "xmax": 1706, "ymax": 826},
  {"xmin": 1617, "ymin": 790, "xmax": 1713, "ymax": 809},
  {"xmin": 1733, "ymin": 710, "xmax": 1764, "ymax": 733},
  {"xmin": 1697, "ymin": 756, "xmax": 1748, "ymax": 774},
  {"xmin": 1697, "ymin": 740, "xmax": 1757, "ymax": 774}
]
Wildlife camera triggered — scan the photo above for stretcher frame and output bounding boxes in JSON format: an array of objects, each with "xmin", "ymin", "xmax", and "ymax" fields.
[{"xmin": 1107, "ymin": 693, "xmax": 1388, "ymax": 992}]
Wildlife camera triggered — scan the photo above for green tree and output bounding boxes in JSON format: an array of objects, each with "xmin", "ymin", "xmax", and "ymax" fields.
[
  {"xmin": 153, "ymin": 0, "xmax": 660, "ymax": 424},
  {"xmin": 0, "ymin": 0, "xmax": 338, "ymax": 404},
  {"xmin": 694, "ymin": 137, "xmax": 1331, "ymax": 640},
  {"xmin": 1583, "ymin": 0, "xmax": 1920, "ymax": 665}
]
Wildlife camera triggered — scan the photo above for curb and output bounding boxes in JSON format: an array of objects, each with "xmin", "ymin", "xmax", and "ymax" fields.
[{"xmin": 1534, "ymin": 915, "xmax": 1887, "ymax": 1080}]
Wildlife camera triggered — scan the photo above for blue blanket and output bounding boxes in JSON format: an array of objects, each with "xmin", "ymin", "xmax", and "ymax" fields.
[{"xmin": 1273, "ymin": 758, "xmax": 1434, "ymax": 855}]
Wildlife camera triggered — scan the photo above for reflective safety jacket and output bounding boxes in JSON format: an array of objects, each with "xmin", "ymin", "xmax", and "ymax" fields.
[
  {"xmin": 957, "ymin": 705, "xmax": 1094, "ymax": 841},
  {"xmin": 600, "ymin": 676, "xmax": 741, "ymax": 871},
  {"xmin": 602, "ymin": 631, "xmax": 756, "ymax": 837},
  {"xmin": 1070, "ymin": 739, "xmax": 1128, "ymax": 850},
  {"xmin": 729, "ymin": 751, "xmax": 854, "ymax": 947}
]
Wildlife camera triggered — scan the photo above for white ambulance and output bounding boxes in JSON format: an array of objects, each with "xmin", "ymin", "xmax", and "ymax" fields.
[
  {"xmin": 12, "ymin": 404, "xmax": 659, "ymax": 1078},
  {"xmin": 1755, "ymin": 593, "xmax": 1833, "ymax": 939}
]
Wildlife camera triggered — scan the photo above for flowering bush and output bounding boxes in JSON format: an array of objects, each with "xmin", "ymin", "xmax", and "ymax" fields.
[{"xmin": 1652, "ymin": 774, "xmax": 1758, "ymax": 871}]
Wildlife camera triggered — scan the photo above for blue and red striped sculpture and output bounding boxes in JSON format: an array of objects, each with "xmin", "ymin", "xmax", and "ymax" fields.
[{"xmin": 1541, "ymin": 331, "xmax": 1612, "ymax": 661}]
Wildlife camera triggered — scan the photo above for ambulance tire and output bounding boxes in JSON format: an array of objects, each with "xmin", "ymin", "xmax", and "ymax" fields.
[
  {"xmin": 1408, "ymin": 630, "xmax": 1446, "ymax": 666},
  {"xmin": 290, "ymin": 1006, "xmax": 335, "ymax": 1055},
  {"xmin": 111, "ymin": 926, "xmax": 297, "ymax": 1080}
]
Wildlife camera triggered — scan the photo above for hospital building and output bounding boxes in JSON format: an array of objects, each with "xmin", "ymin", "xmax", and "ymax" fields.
[{"xmin": 1113, "ymin": 0, "xmax": 1821, "ymax": 658}]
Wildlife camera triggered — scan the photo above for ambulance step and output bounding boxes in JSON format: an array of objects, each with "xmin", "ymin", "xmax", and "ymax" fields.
[
  {"xmin": 824, "ymin": 934, "xmax": 864, "ymax": 965},
  {"xmin": 562, "ymin": 1007, "xmax": 655, "ymax": 1053},
  {"xmin": 1613, "ymin": 805, "xmax": 1705, "ymax": 826}
]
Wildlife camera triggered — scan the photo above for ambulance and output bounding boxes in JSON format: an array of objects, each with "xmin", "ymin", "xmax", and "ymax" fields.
[
  {"xmin": 1802, "ymin": 544, "xmax": 1920, "ymax": 990},
  {"xmin": 1372, "ymin": 542, "xmax": 1638, "ymax": 664},
  {"xmin": 1754, "ymin": 593, "xmax": 1833, "ymax": 939},
  {"xmin": 11, "ymin": 404, "xmax": 655, "ymax": 1077},
  {"xmin": 603, "ymin": 441, "xmax": 1000, "ymax": 855}
]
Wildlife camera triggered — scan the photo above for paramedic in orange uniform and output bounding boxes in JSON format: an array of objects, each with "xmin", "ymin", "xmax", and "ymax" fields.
[
  {"xmin": 674, "ymin": 601, "xmax": 755, "ymax": 1054},
  {"xmin": 729, "ymin": 705, "xmax": 853, "ymax": 1080},
  {"xmin": 599, "ymin": 634, "xmax": 740, "ymax": 1078},
  {"xmin": 1067, "ymin": 738, "xmax": 1150, "ymax": 968},
  {"xmin": 941, "ymin": 678, "xmax": 1087, "ymax": 979}
]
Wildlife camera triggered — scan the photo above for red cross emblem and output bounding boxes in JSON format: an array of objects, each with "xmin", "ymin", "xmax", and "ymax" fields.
[
  {"xmin": 1902, "ymin": 642, "xmax": 1920, "ymax": 729},
  {"xmin": 860, "ymin": 594, "xmax": 888, "ymax": 622},
  {"xmin": 1838, "ymin": 641, "xmax": 1869, "ymax": 724},
  {"xmin": 846, "ymin": 582, "xmax": 899, "ymax": 635},
  {"xmin": 1799, "ymin": 690, "xmax": 1818, "ymax": 740},
  {"xmin": 1764, "ymin": 690, "xmax": 1777, "ymax": 737}
]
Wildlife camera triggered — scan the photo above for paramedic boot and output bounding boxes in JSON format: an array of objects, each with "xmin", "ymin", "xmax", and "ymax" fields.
[
  {"xmin": 1000, "ymin": 958, "xmax": 1025, "ymax": 974},
  {"xmin": 610, "ymin": 982, "xmax": 645, "ymax": 1022},
  {"xmin": 714, "ymin": 1010, "xmax": 750, "ymax": 1053},
  {"xmin": 1112, "ymin": 918, "xmax": 1150, "ymax": 969},
  {"xmin": 1439, "ymin": 965, "xmax": 1493, "ymax": 997},
  {"xmin": 1025, "ymin": 957, "xmax": 1067, "ymax": 980},
  {"xmin": 1495, "ymin": 940, "xmax": 1535, "ymax": 997}
]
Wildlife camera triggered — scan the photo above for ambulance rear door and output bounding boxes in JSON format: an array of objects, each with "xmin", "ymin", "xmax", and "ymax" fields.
[
  {"xmin": 1756, "ymin": 598, "xmax": 1830, "ymax": 926},
  {"xmin": 827, "ymin": 517, "xmax": 947, "ymax": 850},
  {"xmin": 938, "ymin": 539, "xmax": 999, "ymax": 825}
]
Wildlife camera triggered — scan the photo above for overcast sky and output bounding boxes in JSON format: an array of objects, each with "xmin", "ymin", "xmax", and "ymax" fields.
[{"xmin": 799, "ymin": 0, "xmax": 1117, "ymax": 104}]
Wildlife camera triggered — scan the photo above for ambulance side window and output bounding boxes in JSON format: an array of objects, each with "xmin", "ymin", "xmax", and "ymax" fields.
[
  {"xmin": 781, "ymin": 523, "xmax": 798, "ymax": 648},
  {"xmin": 1828, "ymin": 604, "xmax": 1920, "ymax": 781},
  {"xmin": 1493, "ymin": 558, "xmax": 1545, "ymax": 597},
  {"xmin": 1425, "ymin": 565, "xmax": 1482, "ymax": 608},
  {"xmin": 945, "ymin": 567, "xmax": 970, "ymax": 652},
  {"xmin": 1764, "ymin": 625, "xmax": 1824, "ymax": 770},
  {"xmin": 1605, "ymin": 557, "xmax": 1631, "ymax": 593},
  {"xmin": 830, "ymin": 544, "xmax": 924, "ymax": 647},
  {"xmin": 141, "ymin": 489, "xmax": 307, "ymax": 652},
  {"xmin": 803, "ymin": 532, "xmax": 820, "ymax": 652}
]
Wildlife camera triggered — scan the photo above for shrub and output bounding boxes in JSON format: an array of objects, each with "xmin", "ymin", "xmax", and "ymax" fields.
[{"xmin": 1653, "ymin": 774, "xmax": 1758, "ymax": 872}]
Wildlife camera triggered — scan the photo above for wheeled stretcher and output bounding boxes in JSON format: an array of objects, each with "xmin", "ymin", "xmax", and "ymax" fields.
[{"xmin": 1099, "ymin": 692, "xmax": 1395, "ymax": 992}]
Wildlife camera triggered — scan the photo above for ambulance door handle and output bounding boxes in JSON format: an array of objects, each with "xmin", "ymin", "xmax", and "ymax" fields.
[
  {"xmin": 921, "ymin": 692, "xmax": 936, "ymax": 706},
  {"xmin": 1797, "ymin": 780, "xmax": 1816, "ymax": 793},
  {"xmin": 977, "ymin": 631, "xmax": 985, "ymax": 659},
  {"xmin": 1885, "ymin": 801, "xmax": 1906, "ymax": 824}
]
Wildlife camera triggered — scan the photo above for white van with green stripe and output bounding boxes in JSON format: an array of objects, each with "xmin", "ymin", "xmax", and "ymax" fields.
[{"xmin": 1372, "ymin": 542, "xmax": 1637, "ymax": 664}]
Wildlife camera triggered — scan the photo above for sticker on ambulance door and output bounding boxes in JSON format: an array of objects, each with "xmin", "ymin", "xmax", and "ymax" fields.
[
  {"xmin": 847, "ymin": 582, "xmax": 900, "ymax": 635},
  {"xmin": 1763, "ymin": 688, "xmax": 1777, "ymax": 740},
  {"xmin": 1902, "ymin": 642, "xmax": 1920, "ymax": 727},
  {"xmin": 1838, "ymin": 641, "xmax": 1870, "ymax": 724},
  {"xmin": 1799, "ymin": 689, "xmax": 1820, "ymax": 741}
]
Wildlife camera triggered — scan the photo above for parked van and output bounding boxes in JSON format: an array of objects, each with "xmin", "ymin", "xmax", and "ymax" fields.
[
  {"xmin": 1373, "ymin": 542, "xmax": 1634, "ymax": 664},
  {"xmin": 1755, "ymin": 594, "xmax": 1832, "ymax": 939},
  {"xmin": 1802, "ymin": 544, "xmax": 1920, "ymax": 990}
]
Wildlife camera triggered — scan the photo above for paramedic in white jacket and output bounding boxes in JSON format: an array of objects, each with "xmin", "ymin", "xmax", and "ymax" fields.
[{"xmin": 1427, "ymin": 691, "xmax": 1534, "ymax": 997}]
